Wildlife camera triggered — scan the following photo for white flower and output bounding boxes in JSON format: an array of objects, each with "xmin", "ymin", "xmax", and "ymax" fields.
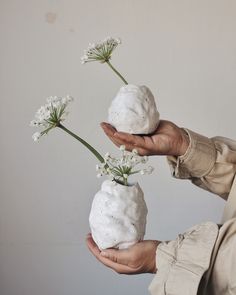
[
  {"xmin": 132, "ymin": 149, "xmax": 139, "ymax": 156},
  {"xmin": 140, "ymin": 166, "xmax": 154, "ymax": 175},
  {"xmin": 95, "ymin": 147, "xmax": 154, "ymax": 185},
  {"xmin": 141, "ymin": 156, "xmax": 148, "ymax": 163},
  {"xmin": 32, "ymin": 132, "xmax": 41, "ymax": 142},
  {"xmin": 81, "ymin": 37, "xmax": 121, "ymax": 64},
  {"xmin": 104, "ymin": 152, "xmax": 110, "ymax": 160},
  {"xmin": 147, "ymin": 166, "xmax": 154, "ymax": 174},
  {"xmin": 30, "ymin": 95, "xmax": 73, "ymax": 141}
]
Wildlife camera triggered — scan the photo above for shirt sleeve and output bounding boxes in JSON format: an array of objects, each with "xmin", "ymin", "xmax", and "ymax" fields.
[
  {"xmin": 167, "ymin": 129, "xmax": 236, "ymax": 200},
  {"xmin": 148, "ymin": 222, "xmax": 219, "ymax": 295}
]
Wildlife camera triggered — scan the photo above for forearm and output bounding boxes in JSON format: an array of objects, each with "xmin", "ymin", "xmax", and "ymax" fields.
[{"xmin": 167, "ymin": 129, "xmax": 236, "ymax": 200}]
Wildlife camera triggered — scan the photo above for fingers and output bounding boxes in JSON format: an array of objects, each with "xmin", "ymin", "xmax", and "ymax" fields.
[
  {"xmin": 100, "ymin": 248, "xmax": 130, "ymax": 265},
  {"xmin": 101, "ymin": 122, "xmax": 148, "ymax": 155},
  {"xmin": 86, "ymin": 235, "xmax": 137, "ymax": 274},
  {"xmin": 100, "ymin": 122, "xmax": 123, "ymax": 148},
  {"xmin": 86, "ymin": 234, "xmax": 129, "ymax": 265},
  {"xmin": 101, "ymin": 122, "xmax": 142, "ymax": 146},
  {"xmin": 100, "ymin": 122, "xmax": 116, "ymax": 137},
  {"xmin": 114, "ymin": 133, "xmax": 148, "ymax": 155},
  {"xmin": 86, "ymin": 234, "xmax": 101, "ymax": 257}
]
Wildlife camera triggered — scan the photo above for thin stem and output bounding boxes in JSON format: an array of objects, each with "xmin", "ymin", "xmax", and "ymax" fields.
[
  {"xmin": 106, "ymin": 60, "xmax": 128, "ymax": 85},
  {"xmin": 58, "ymin": 124, "xmax": 104, "ymax": 163},
  {"xmin": 129, "ymin": 170, "xmax": 140, "ymax": 175}
]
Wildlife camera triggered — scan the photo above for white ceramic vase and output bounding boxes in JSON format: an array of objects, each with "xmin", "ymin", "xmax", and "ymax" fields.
[
  {"xmin": 89, "ymin": 180, "xmax": 148, "ymax": 250},
  {"xmin": 108, "ymin": 84, "xmax": 160, "ymax": 134}
]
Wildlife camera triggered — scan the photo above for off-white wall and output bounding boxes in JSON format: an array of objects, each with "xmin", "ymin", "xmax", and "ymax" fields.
[{"xmin": 1, "ymin": 1, "xmax": 235, "ymax": 294}]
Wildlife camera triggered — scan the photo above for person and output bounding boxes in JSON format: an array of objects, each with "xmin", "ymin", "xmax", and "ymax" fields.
[{"xmin": 86, "ymin": 120, "xmax": 236, "ymax": 295}]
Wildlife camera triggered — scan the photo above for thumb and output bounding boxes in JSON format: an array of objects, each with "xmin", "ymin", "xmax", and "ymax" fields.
[{"xmin": 100, "ymin": 249, "xmax": 129, "ymax": 265}]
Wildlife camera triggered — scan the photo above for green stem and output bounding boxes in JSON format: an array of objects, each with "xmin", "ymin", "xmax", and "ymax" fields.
[
  {"xmin": 106, "ymin": 60, "xmax": 128, "ymax": 85},
  {"xmin": 58, "ymin": 124, "xmax": 104, "ymax": 163}
]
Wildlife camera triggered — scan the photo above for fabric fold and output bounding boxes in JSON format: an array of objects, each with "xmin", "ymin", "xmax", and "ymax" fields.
[
  {"xmin": 167, "ymin": 128, "xmax": 216, "ymax": 179},
  {"xmin": 149, "ymin": 222, "xmax": 219, "ymax": 295}
]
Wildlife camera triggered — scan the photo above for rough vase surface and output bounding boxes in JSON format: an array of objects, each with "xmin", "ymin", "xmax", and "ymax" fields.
[
  {"xmin": 89, "ymin": 180, "xmax": 148, "ymax": 250},
  {"xmin": 108, "ymin": 84, "xmax": 160, "ymax": 134}
]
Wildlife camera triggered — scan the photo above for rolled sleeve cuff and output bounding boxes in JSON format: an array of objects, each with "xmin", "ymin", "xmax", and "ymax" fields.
[
  {"xmin": 149, "ymin": 222, "xmax": 219, "ymax": 295},
  {"xmin": 167, "ymin": 129, "xmax": 217, "ymax": 178}
]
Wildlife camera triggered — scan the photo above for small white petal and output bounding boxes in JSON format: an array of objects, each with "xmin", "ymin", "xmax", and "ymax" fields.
[
  {"xmin": 141, "ymin": 156, "xmax": 148, "ymax": 163},
  {"xmin": 132, "ymin": 149, "xmax": 138, "ymax": 155},
  {"xmin": 104, "ymin": 152, "xmax": 110, "ymax": 159},
  {"xmin": 32, "ymin": 132, "xmax": 41, "ymax": 142},
  {"xmin": 147, "ymin": 166, "xmax": 154, "ymax": 174},
  {"xmin": 30, "ymin": 120, "xmax": 38, "ymax": 127}
]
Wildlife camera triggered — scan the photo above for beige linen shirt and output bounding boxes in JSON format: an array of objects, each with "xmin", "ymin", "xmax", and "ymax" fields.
[{"xmin": 149, "ymin": 129, "xmax": 236, "ymax": 295}]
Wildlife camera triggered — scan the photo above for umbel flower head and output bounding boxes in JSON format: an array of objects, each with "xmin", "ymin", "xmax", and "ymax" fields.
[
  {"xmin": 81, "ymin": 37, "xmax": 128, "ymax": 85},
  {"xmin": 81, "ymin": 37, "xmax": 121, "ymax": 64},
  {"xmin": 96, "ymin": 145, "xmax": 154, "ymax": 186},
  {"xmin": 30, "ymin": 95, "xmax": 104, "ymax": 163},
  {"xmin": 30, "ymin": 95, "xmax": 73, "ymax": 141}
]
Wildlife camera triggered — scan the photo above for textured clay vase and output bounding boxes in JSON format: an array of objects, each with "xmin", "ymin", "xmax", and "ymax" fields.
[
  {"xmin": 89, "ymin": 180, "xmax": 148, "ymax": 250},
  {"xmin": 108, "ymin": 84, "xmax": 160, "ymax": 134}
]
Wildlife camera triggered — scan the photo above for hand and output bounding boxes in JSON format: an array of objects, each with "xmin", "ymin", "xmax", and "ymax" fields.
[
  {"xmin": 86, "ymin": 233, "xmax": 160, "ymax": 275},
  {"xmin": 101, "ymin": 120, "xmax": 189, "ymax": 157}
]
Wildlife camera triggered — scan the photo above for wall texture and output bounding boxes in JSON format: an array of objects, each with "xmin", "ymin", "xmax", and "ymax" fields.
[{"xmin": 1, "ymin": 0, "xmax": 235, "ymax": 294}]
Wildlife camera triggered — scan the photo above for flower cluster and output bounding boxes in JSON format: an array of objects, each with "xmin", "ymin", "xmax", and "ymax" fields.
[
  {"xmin": 81, "ymin": 37, "xmax": 121, "ymax": 64},
  {"xmin": 81, "ymin": 36, "xmax": 128, "ymax": 84},
  {"xmin": 30, "ymin": 95, "xmax": 73, "ymax": 141},
  {"xmin": 96, "ymin": 145, "xmax": 154, "ymax": 185}
]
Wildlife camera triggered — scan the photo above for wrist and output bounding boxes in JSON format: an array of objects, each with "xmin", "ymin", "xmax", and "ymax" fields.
[
  {"xmin": 177, "ymin": 128, "xmax": 190, "ymax": 156},
  {"xmin": 149, "ymin": 240, "xmax": 161, "ymax": 274}
]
